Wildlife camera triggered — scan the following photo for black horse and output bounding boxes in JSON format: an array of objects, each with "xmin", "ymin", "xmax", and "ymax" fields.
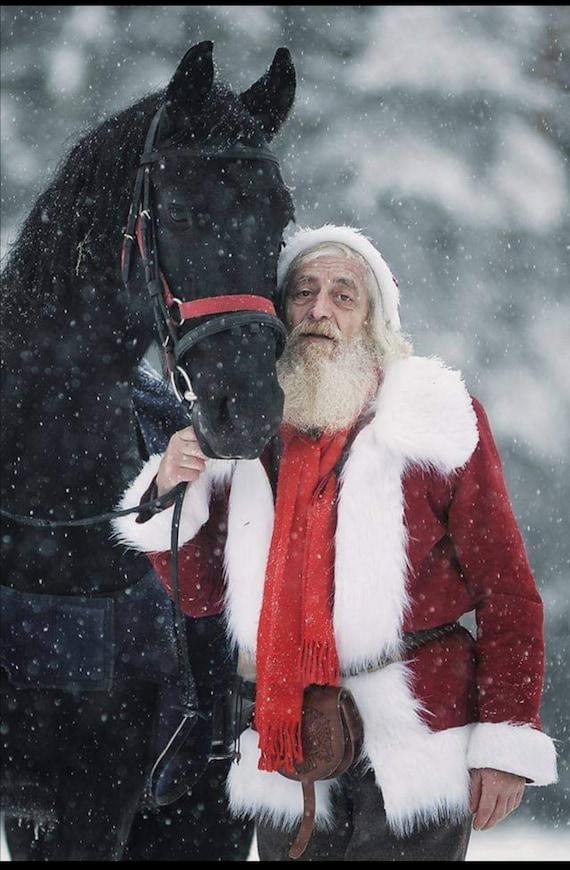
[{"xmin": 0, "ymin": 41, "xmax": 296, "ymax": 861}]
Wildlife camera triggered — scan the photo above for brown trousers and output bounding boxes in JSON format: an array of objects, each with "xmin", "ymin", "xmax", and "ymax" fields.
[{"xmin": 256, "ymin": 766, "xmax": 472, "ymax": 862}]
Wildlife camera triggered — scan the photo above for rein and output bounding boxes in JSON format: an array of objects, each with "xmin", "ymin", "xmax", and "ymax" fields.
[{"xmin": 0, "ymin": 483, "xmax": 185, "ymax": 528}]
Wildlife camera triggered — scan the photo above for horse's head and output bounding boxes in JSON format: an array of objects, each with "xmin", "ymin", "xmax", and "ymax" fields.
[{"xmin": 123, "ymin": 41, "xmax": 296, "ymax": 459}]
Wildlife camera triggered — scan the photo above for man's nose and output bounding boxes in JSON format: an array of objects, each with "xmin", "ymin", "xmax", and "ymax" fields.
[{"xmin": 309, "ymin": 290, "xmax": 333, "ymax": 320}]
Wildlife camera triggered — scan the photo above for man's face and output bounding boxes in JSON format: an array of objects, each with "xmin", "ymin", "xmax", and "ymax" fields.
[
  {"xmin": 284, "ymin": 254, "xmax": 370, "ymax": 350},
  {"xmin": 278, "ymin": 253, "xmax": 380, "ymax": 433}
]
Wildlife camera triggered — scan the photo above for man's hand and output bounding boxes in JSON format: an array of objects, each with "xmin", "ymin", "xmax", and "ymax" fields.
[
  {"xmin": 156, "ymin": 426, "xmax": 207, "ymax": 497},
  {"xmin": 469, "ymin": 767, "xmax": 526, "ymax": 831}
]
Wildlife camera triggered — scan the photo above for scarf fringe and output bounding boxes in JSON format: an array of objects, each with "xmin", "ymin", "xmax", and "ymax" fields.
[
  {"xmin": 301, "ymin": 639, "xmax": 340, "ymax": 686},
  {"xmin": 257, "ymin": 719, "xmax": 303, "ymax": 773}
]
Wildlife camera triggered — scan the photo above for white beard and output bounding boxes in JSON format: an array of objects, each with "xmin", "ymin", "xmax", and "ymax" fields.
[{"xmin": 277, "ymin": 322, "xmax": 380, "ymax": 434}]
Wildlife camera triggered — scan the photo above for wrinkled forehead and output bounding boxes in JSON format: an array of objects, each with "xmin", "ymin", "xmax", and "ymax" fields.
[{"xmin": 289, "ymin": 252, "xmax": 370, "ymax": 292}]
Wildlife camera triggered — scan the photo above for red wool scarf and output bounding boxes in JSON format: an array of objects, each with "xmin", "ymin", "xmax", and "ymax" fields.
[{"xmin": 254, "ymin": 424, "xmax": 350, "ymax": 773}]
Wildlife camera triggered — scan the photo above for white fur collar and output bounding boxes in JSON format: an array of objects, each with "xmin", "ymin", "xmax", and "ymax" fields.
[
  {"xmin": 333, "ymin": 354, "xmax": 478, "ymax": 666},
  {"xmin": 369, "ymin": 354, "xmax": 478, "ymax": 473}
]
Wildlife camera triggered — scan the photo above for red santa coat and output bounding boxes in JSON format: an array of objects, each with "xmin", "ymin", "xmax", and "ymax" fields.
[{"xmin": 113, "ymin": 355, "xmax": 557, "ymax": 836}]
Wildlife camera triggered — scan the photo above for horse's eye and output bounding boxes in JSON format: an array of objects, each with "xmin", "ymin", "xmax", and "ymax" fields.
[{"xmin": 168, "ymin": 203, "xmax": 187, "ymax": 223}]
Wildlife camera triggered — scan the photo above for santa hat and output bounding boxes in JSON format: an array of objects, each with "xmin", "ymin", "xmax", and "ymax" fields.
[{"xmin": 276, "ymin": 224, "xmax": 401, "ymax": 332}]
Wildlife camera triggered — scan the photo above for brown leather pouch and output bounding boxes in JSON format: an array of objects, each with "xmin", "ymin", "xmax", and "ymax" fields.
[{"xmin": 278, "ymin": 684, "xmax": 364, "ymax": 860}]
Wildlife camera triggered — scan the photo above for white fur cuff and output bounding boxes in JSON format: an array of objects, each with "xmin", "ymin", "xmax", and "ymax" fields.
[
  {"xmin": 111, "ymin": 454, "xmax": 213, "ymax": 553},
  {"xmin": 467, "ymin": 722, "xmax": 558, "ymax": 786}
]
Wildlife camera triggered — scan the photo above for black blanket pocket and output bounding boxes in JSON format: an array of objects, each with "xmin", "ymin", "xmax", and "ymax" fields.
[{"xmin": 1, "ymin": 585, "xmax": 114, "ymax": 691}]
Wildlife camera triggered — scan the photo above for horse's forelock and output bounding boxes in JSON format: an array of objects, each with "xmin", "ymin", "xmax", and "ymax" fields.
[{"xmin": 162, "ymin": 82, "xmax": 268, "ymax": 151}]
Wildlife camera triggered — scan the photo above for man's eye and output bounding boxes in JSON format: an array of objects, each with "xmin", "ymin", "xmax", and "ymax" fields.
[{"xmin": 168, "ymin": 204, "xmax": 187, "ymax": 222}]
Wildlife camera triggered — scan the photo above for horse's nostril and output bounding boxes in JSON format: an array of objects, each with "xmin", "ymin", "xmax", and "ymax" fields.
[
  {"xmin": 218, "ymin": 397, "xmax": 228, "ymax": 424},
  {"xmin": 218, "ymin": 395, "xmax": 243, "ymax": 427},
  {"xmin": 219, "ymin": 396, "xmax": 231, "ymax": 425}
]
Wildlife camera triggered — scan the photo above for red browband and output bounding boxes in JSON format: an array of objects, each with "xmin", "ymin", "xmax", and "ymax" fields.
[{"xmin": 169, "ymin": 292, "xmax": 277, "ymax": 320}]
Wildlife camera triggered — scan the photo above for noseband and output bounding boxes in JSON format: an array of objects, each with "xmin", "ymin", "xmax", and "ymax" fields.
[{"xmin": 121, "ymin": 105, "xmax": 287, "ymax": 409}]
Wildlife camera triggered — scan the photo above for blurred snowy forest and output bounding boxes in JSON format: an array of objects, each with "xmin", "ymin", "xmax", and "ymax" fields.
[{"xmin": 1, "ymin": 3, "xmax": 568, "ymax": 837}]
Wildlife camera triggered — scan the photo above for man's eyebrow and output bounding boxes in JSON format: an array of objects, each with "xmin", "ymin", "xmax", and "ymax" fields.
[
  {"xmin": 293, "ymin": 271, "xmax": 319, "ymax": 281},
  {"xmin": 294, "ymin": 271, "xmax": 358, "ymax": 286}
]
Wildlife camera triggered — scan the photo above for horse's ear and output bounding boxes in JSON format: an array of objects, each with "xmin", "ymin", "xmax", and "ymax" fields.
[
  {"xmin": 240, "ymin": 47, "xmax": 296, "ymax": 141},
  {"xmin": 163, "ymin": 40, "xmax": 215, "ymax": 128}
]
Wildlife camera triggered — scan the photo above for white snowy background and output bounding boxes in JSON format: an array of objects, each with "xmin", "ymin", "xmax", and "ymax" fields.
[{"xmin": 1, "ymin": 5, "xmax": 569, "ymax": 860}]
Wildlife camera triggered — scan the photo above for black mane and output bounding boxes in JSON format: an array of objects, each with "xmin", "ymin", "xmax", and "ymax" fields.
[
  {"xmin": 1, "ymin": 94, "xmax": 161, "ymax": 323},
  {"xmin": 0, "ymin": 79, "xmax": 270, "ymax": 333}
]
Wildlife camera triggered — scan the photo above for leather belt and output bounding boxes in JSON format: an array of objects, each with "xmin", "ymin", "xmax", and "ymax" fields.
[
  {"xmin": 236, "ymin": 622, "xmax": 462, "ymax": 702},
  {"xmin": 342, "ymin": 621, "xmax": 462, "ymax": 677}
]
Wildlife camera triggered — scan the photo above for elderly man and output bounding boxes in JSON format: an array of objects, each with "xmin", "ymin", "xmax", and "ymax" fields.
[{"xmin": 113, "ymin": 225, "xmax": 557, "ymax": 862}]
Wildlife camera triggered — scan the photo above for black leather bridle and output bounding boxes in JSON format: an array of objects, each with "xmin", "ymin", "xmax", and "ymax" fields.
[{"xmin": 121, "ymin": 103, "xmax": 287, "ymax": 410}]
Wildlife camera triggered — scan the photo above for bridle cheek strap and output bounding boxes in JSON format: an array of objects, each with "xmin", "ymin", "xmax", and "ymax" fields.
[{"xmin": 133, "ymin": 214, "xmax": 279, "ymax": 324}]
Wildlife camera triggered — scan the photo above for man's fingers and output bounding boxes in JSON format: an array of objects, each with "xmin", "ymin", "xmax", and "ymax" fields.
[
  {"xmin": 175, "ymin": 425, "xmax": 197, "ymax": 439},
  {"xmin": 157, "ymin": 461, "xmax": 204, "ymax": 495},
  {"xmin": 179, "ymin": 455, "xmax": 206, "ymax": 471},
  {"xmin": 472, "ymin": 795, "xmax": 497, "ymax": 831},
  {"xmin": 174, "ymin": 426, "xmax": 206, "ymax": 456},
  {"xmin": 156, "ymin": 427, "xmax": 207, "ymax": 496},
  {"xmin": 469, "ymin": 769, "xmax": 482, "ymax": 814},
  {"xmin": 470, "ymin": 768, "xmax": 526, "ymax": 831},
  {"xmin": 176, "ymin": 466, "xmax": 205, "ymax": 483},
  {"xmin": 505, "ymin": 785, "xmax": 524, "ymax": 817},
  {"xmin": 487, "ymin": 799, "xmax": 505, "ymax": 830}
]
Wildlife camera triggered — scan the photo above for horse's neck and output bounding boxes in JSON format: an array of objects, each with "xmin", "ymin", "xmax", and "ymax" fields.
[
  {"xmin": 1, "ymin": 336, "xmax": 149, "ymax": 595},
  {"xmin": 1, "ymin": 288, "xmax": 152, "ymax": 597},
  {"xmin": 2, "ymin": 292, "xmax": 146, "ymax": 528}
]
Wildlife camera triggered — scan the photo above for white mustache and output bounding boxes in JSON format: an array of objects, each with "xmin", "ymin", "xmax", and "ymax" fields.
[{"xmin": 293, "ymin": 320, "xmax": 342, "ymax": 341}]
